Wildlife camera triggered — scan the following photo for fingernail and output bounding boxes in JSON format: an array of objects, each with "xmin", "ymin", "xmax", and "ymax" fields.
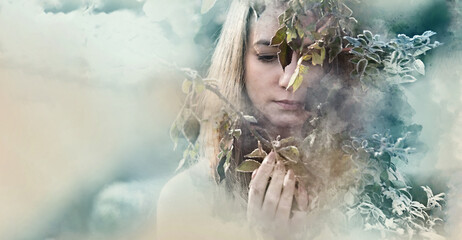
[
  {"xmin": 288, "ymin": 169, "xmax": 294, "ymax": 180},
  {"xmin": 263, "ymin": 151, "xmax": 276, "ymax": 164},
  {"xmin": 276, "ymin": 161, "xmax": 284, "ymax": 170},
  {"xmin": 251, "ymin": 169, "xmax": 257, "ymax": 179}
]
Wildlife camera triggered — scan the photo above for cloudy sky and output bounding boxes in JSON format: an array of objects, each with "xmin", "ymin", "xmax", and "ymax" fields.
[{"xmin": 0, "ymin": 0, "xmax": 461, "ymax": 239}]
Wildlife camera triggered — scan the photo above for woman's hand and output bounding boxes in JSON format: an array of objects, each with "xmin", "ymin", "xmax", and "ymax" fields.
[{"xmin": 247, "ymin": 151, "xmax": 309, "ymax": 239}]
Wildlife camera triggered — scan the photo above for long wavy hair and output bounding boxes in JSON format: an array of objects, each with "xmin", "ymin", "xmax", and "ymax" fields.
[{"xmin": 197, "ymin": 0, "xmax": 360, "ymax": 204}]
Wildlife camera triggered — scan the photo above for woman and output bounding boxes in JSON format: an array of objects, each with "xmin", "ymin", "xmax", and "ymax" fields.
[{"xmin": 157, "ymin": 0, "xmax": 443, "ymax": 239}]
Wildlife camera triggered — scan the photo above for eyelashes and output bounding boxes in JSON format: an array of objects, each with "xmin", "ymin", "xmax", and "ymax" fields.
[{"xmin": 257, "ymin": 54, "xmax": 278, "ymax": 63}]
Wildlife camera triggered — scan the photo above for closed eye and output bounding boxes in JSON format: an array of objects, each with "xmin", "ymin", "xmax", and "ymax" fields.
[{"xmin": 257, "ymin": 54, "xmax": 278, "ymax": 63}]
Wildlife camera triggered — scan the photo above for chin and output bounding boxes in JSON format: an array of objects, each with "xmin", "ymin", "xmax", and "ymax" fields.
[{"xmin": 268, "ymin": 115, "xmax": 306, "ymax": 130}]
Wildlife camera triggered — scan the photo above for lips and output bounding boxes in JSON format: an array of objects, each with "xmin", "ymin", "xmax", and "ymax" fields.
[{"xmin": 274, "ymin": 100, "xmax": 304, "ymax": 110}]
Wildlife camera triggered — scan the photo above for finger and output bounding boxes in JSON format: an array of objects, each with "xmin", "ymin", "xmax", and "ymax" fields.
[
  {"xmin": 294, "ymin": 180, "xmax": 309, "ymax": 211},
  {"xmin": 248, "ymin": 151, "xmax": 276, "ymax": 219},
  {"xmin": 261, "ymin": 160, "xmax": 286, "ymax": 218},
  {"xmin": 251, "ymin": 168, "xmax": 258, "ymax": 179},
  {"xmin": 290, "ymin": 210, "xmax": 308, "ymax": 232},
  {"xmin": 274, "ymin": 169, "xmax": 296, "ymax": 221}
]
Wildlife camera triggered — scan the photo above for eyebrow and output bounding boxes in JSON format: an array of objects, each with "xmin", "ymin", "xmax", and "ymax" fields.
[
  {"xmin": 254, "ymin": 39, "xmax": 315, "ymax": 47},
  {"xmin": 254, "ymin": 39, "xmax": 272, "ymax": 46}
]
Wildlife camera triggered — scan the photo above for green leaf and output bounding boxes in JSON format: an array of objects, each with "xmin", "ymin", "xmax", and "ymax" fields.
[
  {"xmin": 278, "ymin": 145, "xmax": 300, "ymax": 163},
  {"xmin": 182, "ymin": 79, "xmax": 192, "ymax": 94},
  {"xmin": 286, "ymin": 27, "xmax": 297, "ymax": 42},
  {"xmin": 287, "ymin": 64, "xmax": 308, "ymax": 92},
  {"xmin": 414, "ymin": 59, "xmax": 425, "ymax": 75},
  {"xmin": 236, "ymin": 160, "xmax": 261, "ymax": 173},
  {"xmin": 244, "ymin": 148, "xmax": 267, "ymax": 159},
  {"xmin": 366, "ymin": 53, "xmax": 381, "ymax": 63},
  {"xmin": 391, "ymin": 180, "xmax": 407, "ymax": 189},
  {"xmin": 243, "ymin": 115, "xmax": 258, "ymax": 123},
  {"xmin": 271, "ymin": 26, "xmax": 287, "ymax": 46},
  {"xmin": 380, "ymin": 170, "xmax": 389, "ymax": 182},
  {"xmin": 328, "ymin": 36, "xmax": 342, "ymax": 63},
  {"xmin": 183, "ymin": 114, "xmax": 200, "ymax": 143},
  {"xmin": 194, "ymin": 78, "xmax": 205, "ymax": 93},
  {"xmin": 200, "ymin": 0, "xmax": 216, "ymax": 14},
  {"xmin": 278, "ymin": 40, "xmax": 291, "ymax": 70}
]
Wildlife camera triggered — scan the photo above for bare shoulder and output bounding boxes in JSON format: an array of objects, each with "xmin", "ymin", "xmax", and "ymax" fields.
[{"xmin": 156, "ymin": 161, "xmax": 216, "ymax": 239}]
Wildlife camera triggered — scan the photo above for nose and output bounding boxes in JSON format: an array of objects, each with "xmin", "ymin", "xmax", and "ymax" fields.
[{"xmin": 278, "ymin": 51, "xmax": 299, "ymax": 90}]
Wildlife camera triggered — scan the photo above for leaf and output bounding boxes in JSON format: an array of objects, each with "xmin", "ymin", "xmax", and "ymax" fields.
[
  {"xmin": 391, "ymin": 180, "xmax": 407, "ymax": 189},
  {"xmin": 232, "ymin": 129, "xmax": 242, "ymax": 140},
  {"xmin": 183, "ymin": 114, "xmax": 200, "ymax": 143},
  {"xmin": 380, "ymin": 170, "xmax": 389, "ymax": 182},
  {"xmin": 328, "ymin": 36, "xmax": 342, "ymax": 63},
  {"xmin": 286, "ymin": 27, "xmax": 298, "ymax": 42},
  {"xmin": 311, "ymin": 46, "xmax": 325, "ymax": 66},
  {"xmin": 236, "ymin": 160, "xmax": 261, "ymax": 173},
  {"xmin": 244, "ymin": 148, "xmax": 267, "ymax": 159},
  {"xmin": 363, "ymin": 30, "xmax": 373, "ymax": 43},
  {"xmin": 194, "ymin": 78, "xmax": 205, "ymax": 93},
  {"xmin": 287, "ymin": 64, "xmax": 308, "ymax": 92},
  {"xmin": 366, "ymin": 53, "xmax": 381, "ymax": 63},
  {"xmin": 271, "ymin": 26, "xmax": 287, "ymax": 46},
  {"xmin": 414, "ymin": 59, "xmax": 425, "ymax": 75},
  {"xmin": 243, "ymin": 115, "xmax": 258, "ymax": 123},
  {"xmin": 400, "ymin": 75, "xmax": 417, "ymax": 83},
  {"xmin": 356, "ymin": 58, "xmax": 368, "ymax": 77},
  {"xmin": 279, "ymin": 136, "xmax": 296, "ymax": 146},
  {"xmin": 182, "ymin": 79, "xmax": 192, "ymax": 93},
  {"xmin": 277, "ymin": 40, "xmax": 292, "ymax": 70},
  {"xmin": 278, "ymin": 146, "xmax": 300, "ymax": 163},
  {"xmin": 200, "ymin": 0, "xmax": 216, "ymax": 14},
  {"xmin": 413, "ymin": 46, "xmax": 431, "ymax": 57}
]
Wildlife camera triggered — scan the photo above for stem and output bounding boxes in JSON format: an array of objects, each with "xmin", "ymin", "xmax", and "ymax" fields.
[{"xmin": 204, "ymin": 84, "xmax": 272, "ymax": 149}]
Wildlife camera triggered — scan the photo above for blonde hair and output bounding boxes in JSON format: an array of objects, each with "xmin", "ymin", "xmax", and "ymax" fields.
[{"xmin": 198, "ymin": 0, "xmax": 251, "ymax": 179}]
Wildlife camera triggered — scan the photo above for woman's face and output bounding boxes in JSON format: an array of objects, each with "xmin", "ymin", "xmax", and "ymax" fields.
[{"xmin": 244, "ymin": 7, "xmax": 326, "ymax": 134}]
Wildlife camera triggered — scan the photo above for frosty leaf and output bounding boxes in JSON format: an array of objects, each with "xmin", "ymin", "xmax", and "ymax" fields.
[
  {"xmin": 356, "ymin": 59, "xmax": 368, "ymax": 77},
  {"xmin": 232, "ymin": 129, "xmax": 242, "ymax": 140},
  {"xmin": 414, "ymin": 59, "xmax": 425, "ymax": 75},
  {"xmin": 244, "ymin": 148, "xmax": 267, "ymax": 159},
  {"xmin": 413, "ymin": 46, "xmax": 431, "ymax": 57},
  {"xmin": 200, "ymin": 0, "xmax": 216, "ymax": 14},
  {"xmin": 400, "ymin": 75, "xmax": 417, "ymax": 83},
  {"xmin": 328, "ymin": 36, "xmax": 343, "ymax": 63},
  {"xmin": 243, "ymin": 115, "xmax": 258, "ymax": 123},
  {"xmin": 236, "ymin": 160, "xmax": 261, "ymax": 173},
  {"xmin": 391, "ymin": 180, "xmax": 407, "ymax": 189},
  {"xmin": 278, "ymin": 146, "xmax": 300, "ymax": 163}
]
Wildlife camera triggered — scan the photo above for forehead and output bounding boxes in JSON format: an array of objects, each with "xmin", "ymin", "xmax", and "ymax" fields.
[
  {"xmin": 248, "ymin": 5, "xmax": 317, "ymax": 45},
  {"xmin": 249, "ymin": 6, "xmax": 281, "ymax": 43}
]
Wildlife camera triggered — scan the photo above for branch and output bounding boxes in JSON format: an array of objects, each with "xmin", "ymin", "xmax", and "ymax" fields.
[{"xmin": 204, "ymin": 84, "xmax": 272, "ymax": 148}]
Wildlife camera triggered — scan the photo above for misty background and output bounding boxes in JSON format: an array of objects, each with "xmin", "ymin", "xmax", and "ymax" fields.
[{"xmin": 0, "ymin": 0, "xmax": 460, "ymax": 239}]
